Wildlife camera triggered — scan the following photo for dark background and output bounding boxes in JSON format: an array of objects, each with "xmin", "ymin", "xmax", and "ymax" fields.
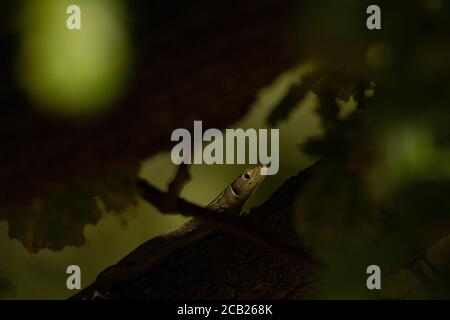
[{"xmin": 0, "ymin": 0, "xmax": 449, "ymax": 299}]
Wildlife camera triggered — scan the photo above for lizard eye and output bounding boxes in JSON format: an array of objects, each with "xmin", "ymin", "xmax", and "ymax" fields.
[{"xmin": 243, "ymin": 173, "xmax": 251, "ymax": 180}]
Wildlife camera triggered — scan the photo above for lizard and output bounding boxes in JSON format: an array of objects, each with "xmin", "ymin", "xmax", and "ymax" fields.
[{"xmin": 71, "ymin": 164, "xmax": 267, "ymax": 300}]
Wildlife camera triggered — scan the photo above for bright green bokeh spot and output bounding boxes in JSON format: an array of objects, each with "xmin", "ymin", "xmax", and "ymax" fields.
[
  {"xmin": 384, "ymin": 126, "xmax": 435, "ymax": 181},
  {"xmin": 18, "ymin": 0, "xmax": 131, "ymax": 116}
]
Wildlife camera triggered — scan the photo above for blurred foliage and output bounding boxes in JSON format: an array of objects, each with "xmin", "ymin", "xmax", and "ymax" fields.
[
  {"xmin": 1, "ymin": 0, "xmax": 450, "ymax": 300},
  {"xmin": 17, "ymin": 0, "xmax": 131, "ymax": 116},
  {"xmin": 0, "ymin": 162, "xmax": 140, "ymax": 252},
  {"xmin": 273, "ymin": 0, "xmax": 450, "ymax": 298},
  {"xmin": 268, "ymin": 63, "xmax": 373, "ymax": 129}
]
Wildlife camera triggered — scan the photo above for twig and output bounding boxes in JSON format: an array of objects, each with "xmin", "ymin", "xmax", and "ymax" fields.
[{"xmin": 163, "ymin": 164, "xmax": 191, "ymax": 211}]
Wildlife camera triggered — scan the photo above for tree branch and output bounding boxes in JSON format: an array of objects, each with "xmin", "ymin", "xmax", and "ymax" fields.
[
  {"xmin": 71, "ymin": 162, "xmax": 320, "ymax": 300},
  {"xmin": 138, "ymin": 179, "xmax": 314, "ymax": 265}
]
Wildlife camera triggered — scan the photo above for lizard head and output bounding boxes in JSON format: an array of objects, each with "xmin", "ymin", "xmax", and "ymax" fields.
[
  {"xmin": 207, "ymin": 164, "xmax": 267, "ymax": 214},
  {"xmin": 229, "ymin": 164, "xmax": 267, "ymax": 201}
]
